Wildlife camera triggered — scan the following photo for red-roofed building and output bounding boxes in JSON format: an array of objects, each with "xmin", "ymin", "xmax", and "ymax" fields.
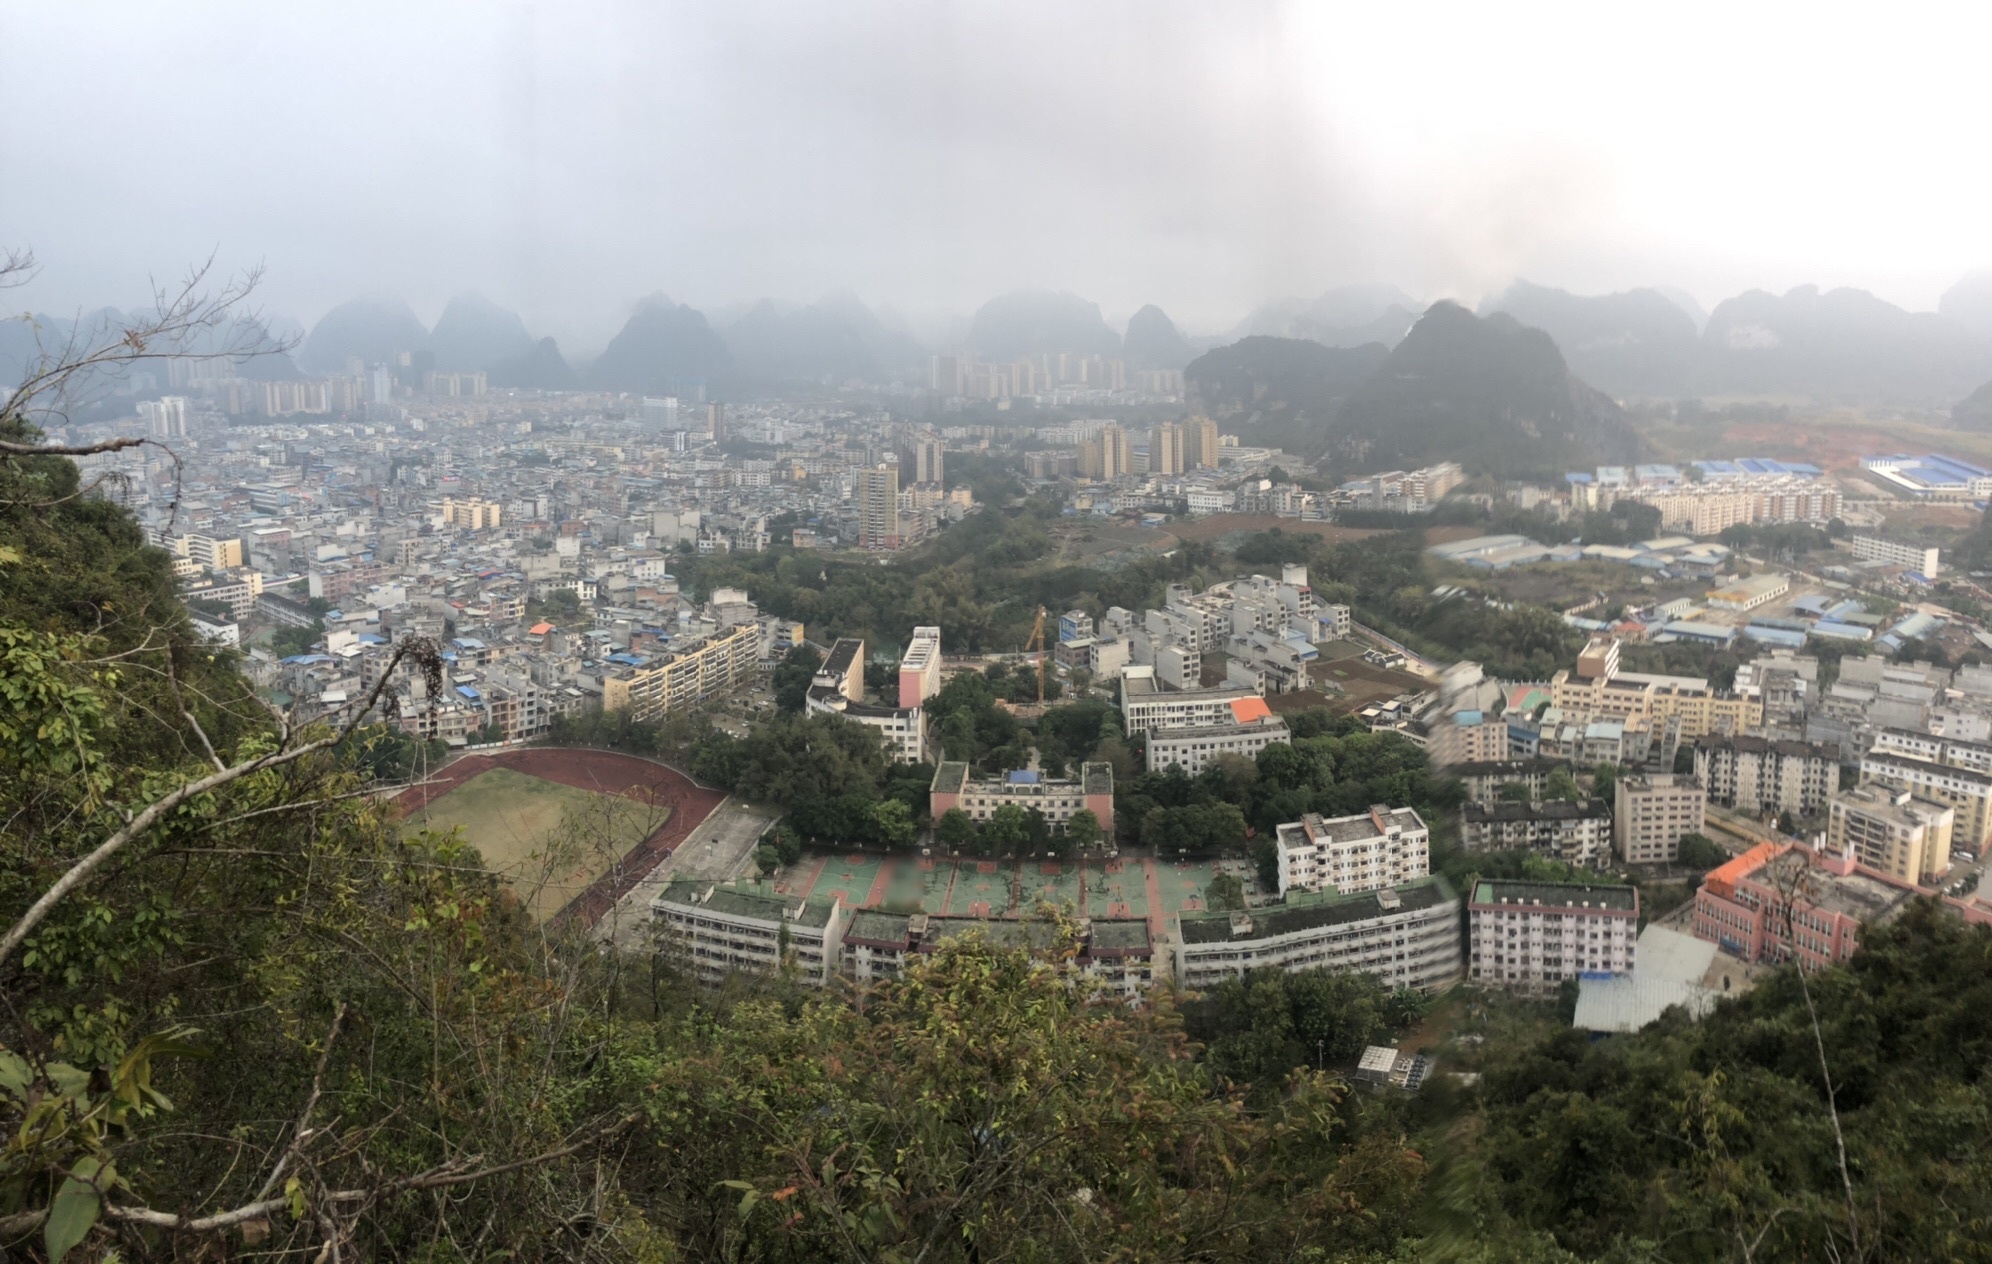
[{"xmin": 1693, "ymin": 841, "xmax": 1912, "ymax": 969}]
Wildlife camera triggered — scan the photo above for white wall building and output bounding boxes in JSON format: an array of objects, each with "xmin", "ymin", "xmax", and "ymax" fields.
[
  {"xmin": 1468, "ymin": 880, "xmax": 1639, "ymax": 998},
  {"xmin": 1275, "ymin": 806, "xmax": 1430, "ymax": 896}
]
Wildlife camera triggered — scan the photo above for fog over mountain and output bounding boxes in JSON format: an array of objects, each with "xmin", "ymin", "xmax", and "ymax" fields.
[{"xmin": 9, "ymin": 5, "xmax": 1992, "ymax": 345}]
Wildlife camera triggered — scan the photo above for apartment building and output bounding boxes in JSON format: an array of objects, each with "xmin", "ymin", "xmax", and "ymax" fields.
[
  {"xmin": 1119, "ymin": 668, "xmax": 1261, "ymax": 736},
  {"xmin": 856, "ymin": 464, "xmax": 900, "ymax": 549},
  {"xmin": 1613, "ymin": 773, "xmax": 1707, "ymax": 864},
  {"xmin": 601, "ymin": 623, "xmax": 760, "ymax": 721},
  {"xmin": 1694, "ymin": 735, "xmax": 1839, "ymax": 817},
  {"xmin": 1861, "ymin": 735, "xmax": 1992, "ymax": 857},
  {"xmin": 1453, "ymin": 758, "xmax": 1574, "ymax": 805},
  {"xmin": 898, "ymin": 626, "xmax": 943, "ymax": 707},
  {"xmin": 1826, "ymin": 785, "xmax": 1954, "ymax": 885},
  {"xmin": 1847, "ymin": 535, "xmax": 1941, "ymax": 576},
  {"xmin": 1693, "ymin": 843, "xmax": 1910, "ymax": 969},
  {"xmin": 1274, "ymin": 806, "xmax": 1430, "ymax": 896},
  {"xmin": 1174, "ymin": 878, "xmax": 1462, "ymax": 993},
  {"xmin": 652, "ymin": 881, "xmax": 848, "ymax": 986},
  {"xmin": 929, "ymin": 762, "xmax": 1114, "ymax": 833},
  {"xmin": 1145, "ymin": 706, "xmax": 1291, "ymax": 775},
  {"xmin": 1468, "ymin": 880, "xmax": 1639, "ymax": 998},
  {"xmin": 1459, "ymin": 799, "xmax": 1614, "ymax": 868}
]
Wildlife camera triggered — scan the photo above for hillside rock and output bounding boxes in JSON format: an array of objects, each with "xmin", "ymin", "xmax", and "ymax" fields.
[
  {"xmin": 1333, "ymin": 302, "xmax": 1637, "ymax": 477},
  {"xmin": 587, "ymin": 301, "xmax": 732, "ymax": 394},
  {"xmin": 1122, "ymin": 305, "xmax": 1195, "ymax": 370},
  {"xmin": 1940, "ymin": 270, "xmax": 1992, "ymax": 342},
  {"xmin": 428, "ymin": 293, "xmax": 535, "ymax": 372},
  {"xmin": 1183, "ymin": 335, "xmax": 1389, "ymax": 456},
  {"xmin": 490, "ymin": 336, "xmax": 578, "ymax": 391}
]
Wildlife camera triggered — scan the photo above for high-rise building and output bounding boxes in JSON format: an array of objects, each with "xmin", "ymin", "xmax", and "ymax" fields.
[
  {"xmin": 1090, "ymin": 423, "xmax": 1132, "ymax": 481},
  {"xmin": 642, "ymin": 396, "xmax": 680, "ymax": 432},
  {"xmin": 857, "ymin": 464, "xmax": 900, "ymax": 549},
  {"xmin": 914, "ymin": 436, "xmax": 944, "ymax": 486},
  {"xmin": 929, "ymin": 355, "xmax": 961, "ymax": 394},
  {"xmin": 1188, "ymin": 415, "xmax": 1220, "ymax": 469},
  {"xmin": 706, "ymin": 402, "xmax": 726, "ymax": 440},
  {"xmin": 138, "ymin": 396, "xmax": 189, "ymax": 439},
  {"xmin": 1152, "ymin": 422, "xmax": 1185, "ymax": 476}
]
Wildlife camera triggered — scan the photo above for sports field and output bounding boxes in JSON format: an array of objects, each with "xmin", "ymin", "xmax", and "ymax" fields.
[
  {"xmin": 402, "ymin": 767, "xmax": 670, "ymax": 921},
  {"xmin": 761, "ymin": 851, "xmax": 1265, "ymax": 941}
]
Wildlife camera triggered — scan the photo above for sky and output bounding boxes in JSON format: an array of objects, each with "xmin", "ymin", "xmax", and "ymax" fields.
[{"xmin": 5, "ymin": 1, "xmax": 1991, "ymax": 354}]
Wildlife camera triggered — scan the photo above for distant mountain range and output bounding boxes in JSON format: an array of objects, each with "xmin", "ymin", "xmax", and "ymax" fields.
[
  {"xmin": 969, "ymin": 291, "xmax": 1121, "ymax": 361},
  {"xmin": 720, "ymin": 292, "xmax": 925, "ymax": 385},
  {"xmin": 1479, "ymin": 281, "xmax": 1701, "ymax": 398},
  {"xmin": 296, "ymin": 298, "xmax": 429, "ymax": 374},
  {"xmin": 187, "ymin": 269, "xmax": 1992, "ymax": 419},
  {"xmin": 1186, "ymin": 303, "xmax": 1637, "ymax": 479},
  {"xmin": 1233, "ymin": 285, "xmax": 1421, "ymax": 349},
  {"xmin": 1477, "ymin": 279, "xmax": 1992, "ymax": 405}
]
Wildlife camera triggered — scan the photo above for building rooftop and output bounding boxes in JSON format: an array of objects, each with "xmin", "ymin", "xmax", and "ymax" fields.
[
  {"xmin": 822, "ymin": 636, "xmax": 863, "ymax": 678},
  {"xmin": 1462, "ymin": 798, "xmax": 1611, "ymax": 824},
  {"xmin": 1178, "ymin": 876, "xmax": 1457, "ymax": 945},
  {"xmin": 654, "ymin": 879, "xmax": 838, "ymax": 928},
  {"xmin": 1573, "ymin": 924, "xmax": 1728, "ymax": 1033},
  {"xmin": 1471, "ymin": 879, "xmax": 1637, "ymax": 912},
  {"xmin": 1280, "ymin": 805, "xmax": 1426, "ymax": 849}
]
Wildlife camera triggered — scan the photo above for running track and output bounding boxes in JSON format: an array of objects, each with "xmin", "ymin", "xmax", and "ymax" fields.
[{"xmin": 393, "ymin": 747, "xmax": 726, "ymax": 930}]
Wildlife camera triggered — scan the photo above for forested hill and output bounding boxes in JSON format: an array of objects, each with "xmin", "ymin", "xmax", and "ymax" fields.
[{"xmin": 1188, "ymin": 302, "xmax": 1640, "ymax": 478}]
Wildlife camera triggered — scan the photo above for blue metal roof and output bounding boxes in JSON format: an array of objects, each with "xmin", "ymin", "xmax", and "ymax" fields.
[{"xmin": 1007, "ymin": 770, "xmax": 1040, "ymax": 784}]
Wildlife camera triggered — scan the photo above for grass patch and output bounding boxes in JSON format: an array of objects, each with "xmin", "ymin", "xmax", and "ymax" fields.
[{"xmin": 403, "ymin": 767, "xmax": 668, "ymax": 920}]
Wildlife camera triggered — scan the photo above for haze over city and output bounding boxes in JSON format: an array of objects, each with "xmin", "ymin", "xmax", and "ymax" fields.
[{"xmin": 7, "ymin": 1, "xmax": 1992, "ymax": 351}]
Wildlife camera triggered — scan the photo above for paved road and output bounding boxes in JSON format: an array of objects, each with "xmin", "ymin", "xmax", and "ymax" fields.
[{"xmin": 596, "ymin": 797, "xmax": 783, "ymax": 950}]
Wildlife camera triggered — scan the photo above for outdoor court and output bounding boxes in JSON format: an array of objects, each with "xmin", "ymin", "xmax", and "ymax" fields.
[{"xmin": 766, "ymin": 852, "xmax": 1244, "ymax": 939}]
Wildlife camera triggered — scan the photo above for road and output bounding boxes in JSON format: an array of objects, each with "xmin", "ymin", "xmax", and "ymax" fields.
[{"xmin": 595, "ymin": 796, "xmax": 783, "ymax": 950}]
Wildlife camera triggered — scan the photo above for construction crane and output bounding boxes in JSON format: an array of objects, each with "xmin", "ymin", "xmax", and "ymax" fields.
[{"xmin": 1025, "ymin": 605, "xmax": 1048, "ymax": 706}]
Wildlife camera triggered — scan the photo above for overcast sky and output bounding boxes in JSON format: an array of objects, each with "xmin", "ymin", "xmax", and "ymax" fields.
[{"xmin": 5, "ymin": 1, "xmax": 1989, "ymax": 352}]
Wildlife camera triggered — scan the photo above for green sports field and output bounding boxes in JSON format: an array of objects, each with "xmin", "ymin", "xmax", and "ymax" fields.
[{"xmin": 401, "ymin": 767, "xmax": 669, "ymax": 920}]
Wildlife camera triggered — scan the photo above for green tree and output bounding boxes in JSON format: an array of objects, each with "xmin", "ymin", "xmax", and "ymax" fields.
[
  {"xmin": 1543, "ymin": 765, "xmax": 1581, "ymax": 802},
  {"xmin": 1064, "ymin": 807, "xmax": 1102, "ymax": 853},
  {"xmin": 1206, "ymin": 871, "xmax": 1246, "ymax": 911},
  {"xmin": 771, "ymin": 643, "xmax": 823, "ymax": 713},
  {"xmin": 871, "ymin": 797, "xmax": 917, "ymax": 849},
  {"xmin": 935, "ymin": 806, "xmax": 977, "ymax": 852},
  {"xmin": 755, "ymin": 841, "xmax": 780, "ymax": 876},
  {"xmin": 983, "ymin": 803, "xmax": 1029, "ymax": 856},
  {"xmin": 1589, "ymin": 761, "xmax": 1618, "ymax": 803},
  {"xmin": 1676, "ymin": 832, "xmax": 1728, "ymax": 870}
]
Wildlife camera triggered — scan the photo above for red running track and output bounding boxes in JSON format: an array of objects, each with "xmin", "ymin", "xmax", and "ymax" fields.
[{"xmin": 394, "ymin": 747, "xmax": 727, "ymax": 931}]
